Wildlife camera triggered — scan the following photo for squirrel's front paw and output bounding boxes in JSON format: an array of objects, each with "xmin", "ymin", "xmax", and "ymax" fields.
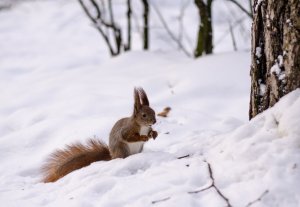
[
  {"xmin": 140, "ymin": 135, "xmax": 149, "ymax": 142},
  {"xmin": 149, "ymin": 130, "xmax": 158, "ymax": 139}
]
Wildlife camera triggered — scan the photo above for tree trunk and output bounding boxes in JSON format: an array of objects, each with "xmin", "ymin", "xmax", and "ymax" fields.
[
  {"xmin": 194, "ymin": 0, "xmax": 213, "ymax": 58},
  {"xmin": 124, "ymin": 0, "xmax": 132, "ymax": 51},
  {"xmin": 249, "ymin": 0, "xmax": 300, "ymax": 119},
  {"xmin": 141, "ymin": 0, "xmax": 149, "ymax": 50}
]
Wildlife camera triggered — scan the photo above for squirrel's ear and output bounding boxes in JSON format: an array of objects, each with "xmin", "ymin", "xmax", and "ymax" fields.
[
  {"xmin": 134, "ymin": 87, "xmax": 141, "ymax": 115},
  {"xmin": 138, "ymin": 87, "xmax": 149, "ymax": 106}
]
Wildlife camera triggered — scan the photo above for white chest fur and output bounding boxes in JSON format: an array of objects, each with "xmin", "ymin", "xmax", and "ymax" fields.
[
  {"xmin": 139, "ymin": 126, "xmax": 150, "ymax": 136},
  {"xmin": 128, "ymin": 141, "xmax": 144, "ymax": 155}
]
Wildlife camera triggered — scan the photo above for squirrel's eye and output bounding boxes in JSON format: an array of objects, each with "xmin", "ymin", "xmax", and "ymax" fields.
[{"xmin": 142, "ymin": 114, "xmax": 147, "ymax": 118}]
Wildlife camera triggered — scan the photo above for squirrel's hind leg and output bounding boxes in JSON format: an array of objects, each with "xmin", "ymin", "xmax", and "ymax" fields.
[{"xmin": 110, "ymin": 142, "xmax": 129, "ymax": 159}]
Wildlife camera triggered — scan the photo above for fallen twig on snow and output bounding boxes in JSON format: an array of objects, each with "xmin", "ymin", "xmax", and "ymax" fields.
[
  {"xmin": 177, "ymin": 154, "xmax": 190, "ymax": 159},
  {"xmin": 245, "ymin": 190, "xmax": 269, "ymax": 207},
  {"xmin": 188, "ymin": 160, "xmax": 233, "ymax": 207},
  {"xmin": 151, "ymin": 197, "xmax": 170, "ymax": 204},
  {"xmin": 151, "ymin": 158, "xmax": 269, "ymax": 206},
  {"xmin": 151, "ymin": 160, "xmax": 232, "ymax": 206}
]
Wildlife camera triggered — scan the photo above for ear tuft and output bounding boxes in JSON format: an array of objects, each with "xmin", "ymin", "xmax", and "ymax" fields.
[
  {"xmin": 133, "ymin": 87, "xmax": 141, "ymax": 115},
  {"xmin": 137, "ymin": 87, "xmax": 149, "ymax": 106}
]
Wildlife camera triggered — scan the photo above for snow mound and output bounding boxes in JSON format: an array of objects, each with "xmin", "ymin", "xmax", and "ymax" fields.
[{"xmin": 205, "ymin": 89, "xmax": 300, "ymax": 207}]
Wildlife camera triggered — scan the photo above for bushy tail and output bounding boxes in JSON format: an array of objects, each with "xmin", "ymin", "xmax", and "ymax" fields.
[{"xmin": 42, "ymin": 139, "xmax": 111, "ymax": 183}]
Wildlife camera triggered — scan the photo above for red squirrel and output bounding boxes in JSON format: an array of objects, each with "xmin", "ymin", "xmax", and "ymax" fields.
[{"xmin": 42, "ymin": 87, "xmax": 158, "ymax": 182}]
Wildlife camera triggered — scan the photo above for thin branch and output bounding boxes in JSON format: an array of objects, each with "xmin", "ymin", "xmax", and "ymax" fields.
[
  {"xmin": 151, "ymin": 156, "xmax": 269, "ymax": 207},
  {"xmin": 78, "ymin": 0, "xmax": 115, "ymax": 55},
  {"xmin": 188, "ymin": 161, "xmax": 233, "ymax": 207},
  {"xmin": 215, "ymin": 17, "xmax": 246, "ymax": 47},
  {"xmin": 152, "ymin": 197, "xmax": 170, "ymax": 204},
  {"xmin": 150, "ymin": 1, "xmax": 192, "ymax": 57},
  {"xmin": 107, "ymin": 0, "xmax": 122, "ymax": 54},
  {"xmin": 178, "ymin": 0, "xmax": 191, "ymax": 48},
  {"xmin": 228, "ymin": 21, "xmax": 237, "ymax": 51},
  {"xmin": 188, "ymin": 184, "xmax": 213, "ymax": 194},
  {"xmin": 177, "ymin": 154, "xmax": 190, "ymax": 159},
  {"xmin": 227, "ymin": 0, "xmax": 253, "ymax": 19},
  {"xmin": 78, "ymin": 0, "xmax": 122, "ymax": 56},
  {"xmin": 246, "ymin": 190, "xmax": 269, "ymax": 207},
  {"xmin": 90, "ymin": 0, "xmax": 101, "ymax": 19},
  {"xmin": 223, "ymin": 1, "xmax": 249, "ymax": 44}
]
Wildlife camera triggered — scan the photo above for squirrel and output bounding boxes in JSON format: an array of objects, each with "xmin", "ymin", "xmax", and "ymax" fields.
[{"xmin": 42, "ymin": 87, "xmax": 158, "ymax": 183}]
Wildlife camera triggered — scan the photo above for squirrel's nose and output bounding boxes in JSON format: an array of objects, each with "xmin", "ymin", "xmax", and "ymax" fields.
[{"xmin": 153, "ymin": 119, "xmax": 156, "ymax": 124}]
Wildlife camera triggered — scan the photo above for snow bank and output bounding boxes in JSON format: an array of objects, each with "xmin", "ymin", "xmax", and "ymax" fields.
[{"xmin": 204, "ymin": 89, "xmax": 300, "ymax": 207}]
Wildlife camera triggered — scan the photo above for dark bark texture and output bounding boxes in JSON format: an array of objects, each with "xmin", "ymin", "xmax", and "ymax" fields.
[
  {"xmin": 194, "ymin": 0, "xmax": 213, "ymax": 58},
  {"xmin": 249, "ymin": 0, "xmax": 300, "ymax": 119}
]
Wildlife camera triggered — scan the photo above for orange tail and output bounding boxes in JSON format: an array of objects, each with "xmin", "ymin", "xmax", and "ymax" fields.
[{"xmin": 42, "ymin": 139, "xmax": 111, "ymax": 183}]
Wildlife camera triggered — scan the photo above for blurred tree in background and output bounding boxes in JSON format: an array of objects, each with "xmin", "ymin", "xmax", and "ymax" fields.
[
  {"xmin": 77, "ymin": 0, "xmax": 252, "ymax": 58},
  {"xmin": 194, "ymin": 0, "xmax": 213, "ymax": 57}
]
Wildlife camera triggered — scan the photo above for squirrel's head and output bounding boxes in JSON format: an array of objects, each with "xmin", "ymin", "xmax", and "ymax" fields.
[{"xmin": 133, "ymin": 87, "xmax": 156, "ymax": 127}]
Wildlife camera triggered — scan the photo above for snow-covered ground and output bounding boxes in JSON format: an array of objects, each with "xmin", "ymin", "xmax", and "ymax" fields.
[{"xmin": 0, "ymin": 1, "xmax": 299, "ymax": 207}]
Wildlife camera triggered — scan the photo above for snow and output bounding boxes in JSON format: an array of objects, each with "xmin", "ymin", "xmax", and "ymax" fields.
[
  {"xmin": 255, "ymin": 47, "xmax": 262, "ymax": 58},
  {"xmin": 260, "ymin": 83, "xmax": 266, "ymax": 96},
  {"xmin": 271, "ymin": 63, "xmax": 281, "ymax": 75},
  {"xmin": 1, "ymin": 1, "xmax": 299, "ymax": 207},
  {"xmin": 270, "ymin": 56, "xmax": 286, "ymax": 80}
]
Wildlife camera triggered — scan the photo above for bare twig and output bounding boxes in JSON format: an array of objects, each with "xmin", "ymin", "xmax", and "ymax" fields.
[
  {"xmin": 245, "ymin": 190, "xmax": 269, "ymax": 207},
  {"xmin": 78, "ymin": 0, "xmax": 122, "ymax": 56},
  {"xmin": 178, "ymin": 0, "xmax": 191, "ymax": 48},
  {"xmin": 78, "ymin": 0, "xmax": 114, "ymax": 55},
  {"xmin": 228, "ymin": 21, "xmax": 237, "ymax": 51},
  {"xmin": 150, "ymin": 1, "xmax": 192, "ymax": 57},
  {"xmin": 177, "ymin": 154, "xmax": 190, "ymax": 159},
  {"xmin": 90, "ymin": 0, "xmax": 101, "ymax": 19},
  {"xmin": 227, "ymin": 0, "xmax": 253, "ymax": 19},
  {"xmin": 188, "ymin": 184, "xmax": 212, "ymax": 194},
  {"xmin": 151, "ymin": 160, "xmax": 232, "ymax": 206},
  {"xmin": 223, "ymin": 0, "xmax": 249, "ymax": 44},
  {"xmin": 152, "ymin": 197, "xmax": 170, "ymax": 204},
  {"xmin": 107, "ymin": 0, "xmax": 122, "ymax": 54},
  {"xmin": 188, "ymin": 161, "xmax": 233, "ymax": 207},
  {"xmin": 215, "ymin": 17, "xmax": 246, "ymax": 47}
]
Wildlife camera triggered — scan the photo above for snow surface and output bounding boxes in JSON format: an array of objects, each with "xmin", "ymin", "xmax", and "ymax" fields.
[{"xmin": 1, "ymin": 1, "xmax": 299, "ymax": 207}]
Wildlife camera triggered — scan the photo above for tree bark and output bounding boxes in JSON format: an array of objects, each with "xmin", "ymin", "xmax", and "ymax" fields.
[
  {"xmin": 194, "ymin": 0, "xmax": 213, "ymax": 58},
  {"xmin": 249, "ymin": 0, "xmax": 300, "ymax": 119}
]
